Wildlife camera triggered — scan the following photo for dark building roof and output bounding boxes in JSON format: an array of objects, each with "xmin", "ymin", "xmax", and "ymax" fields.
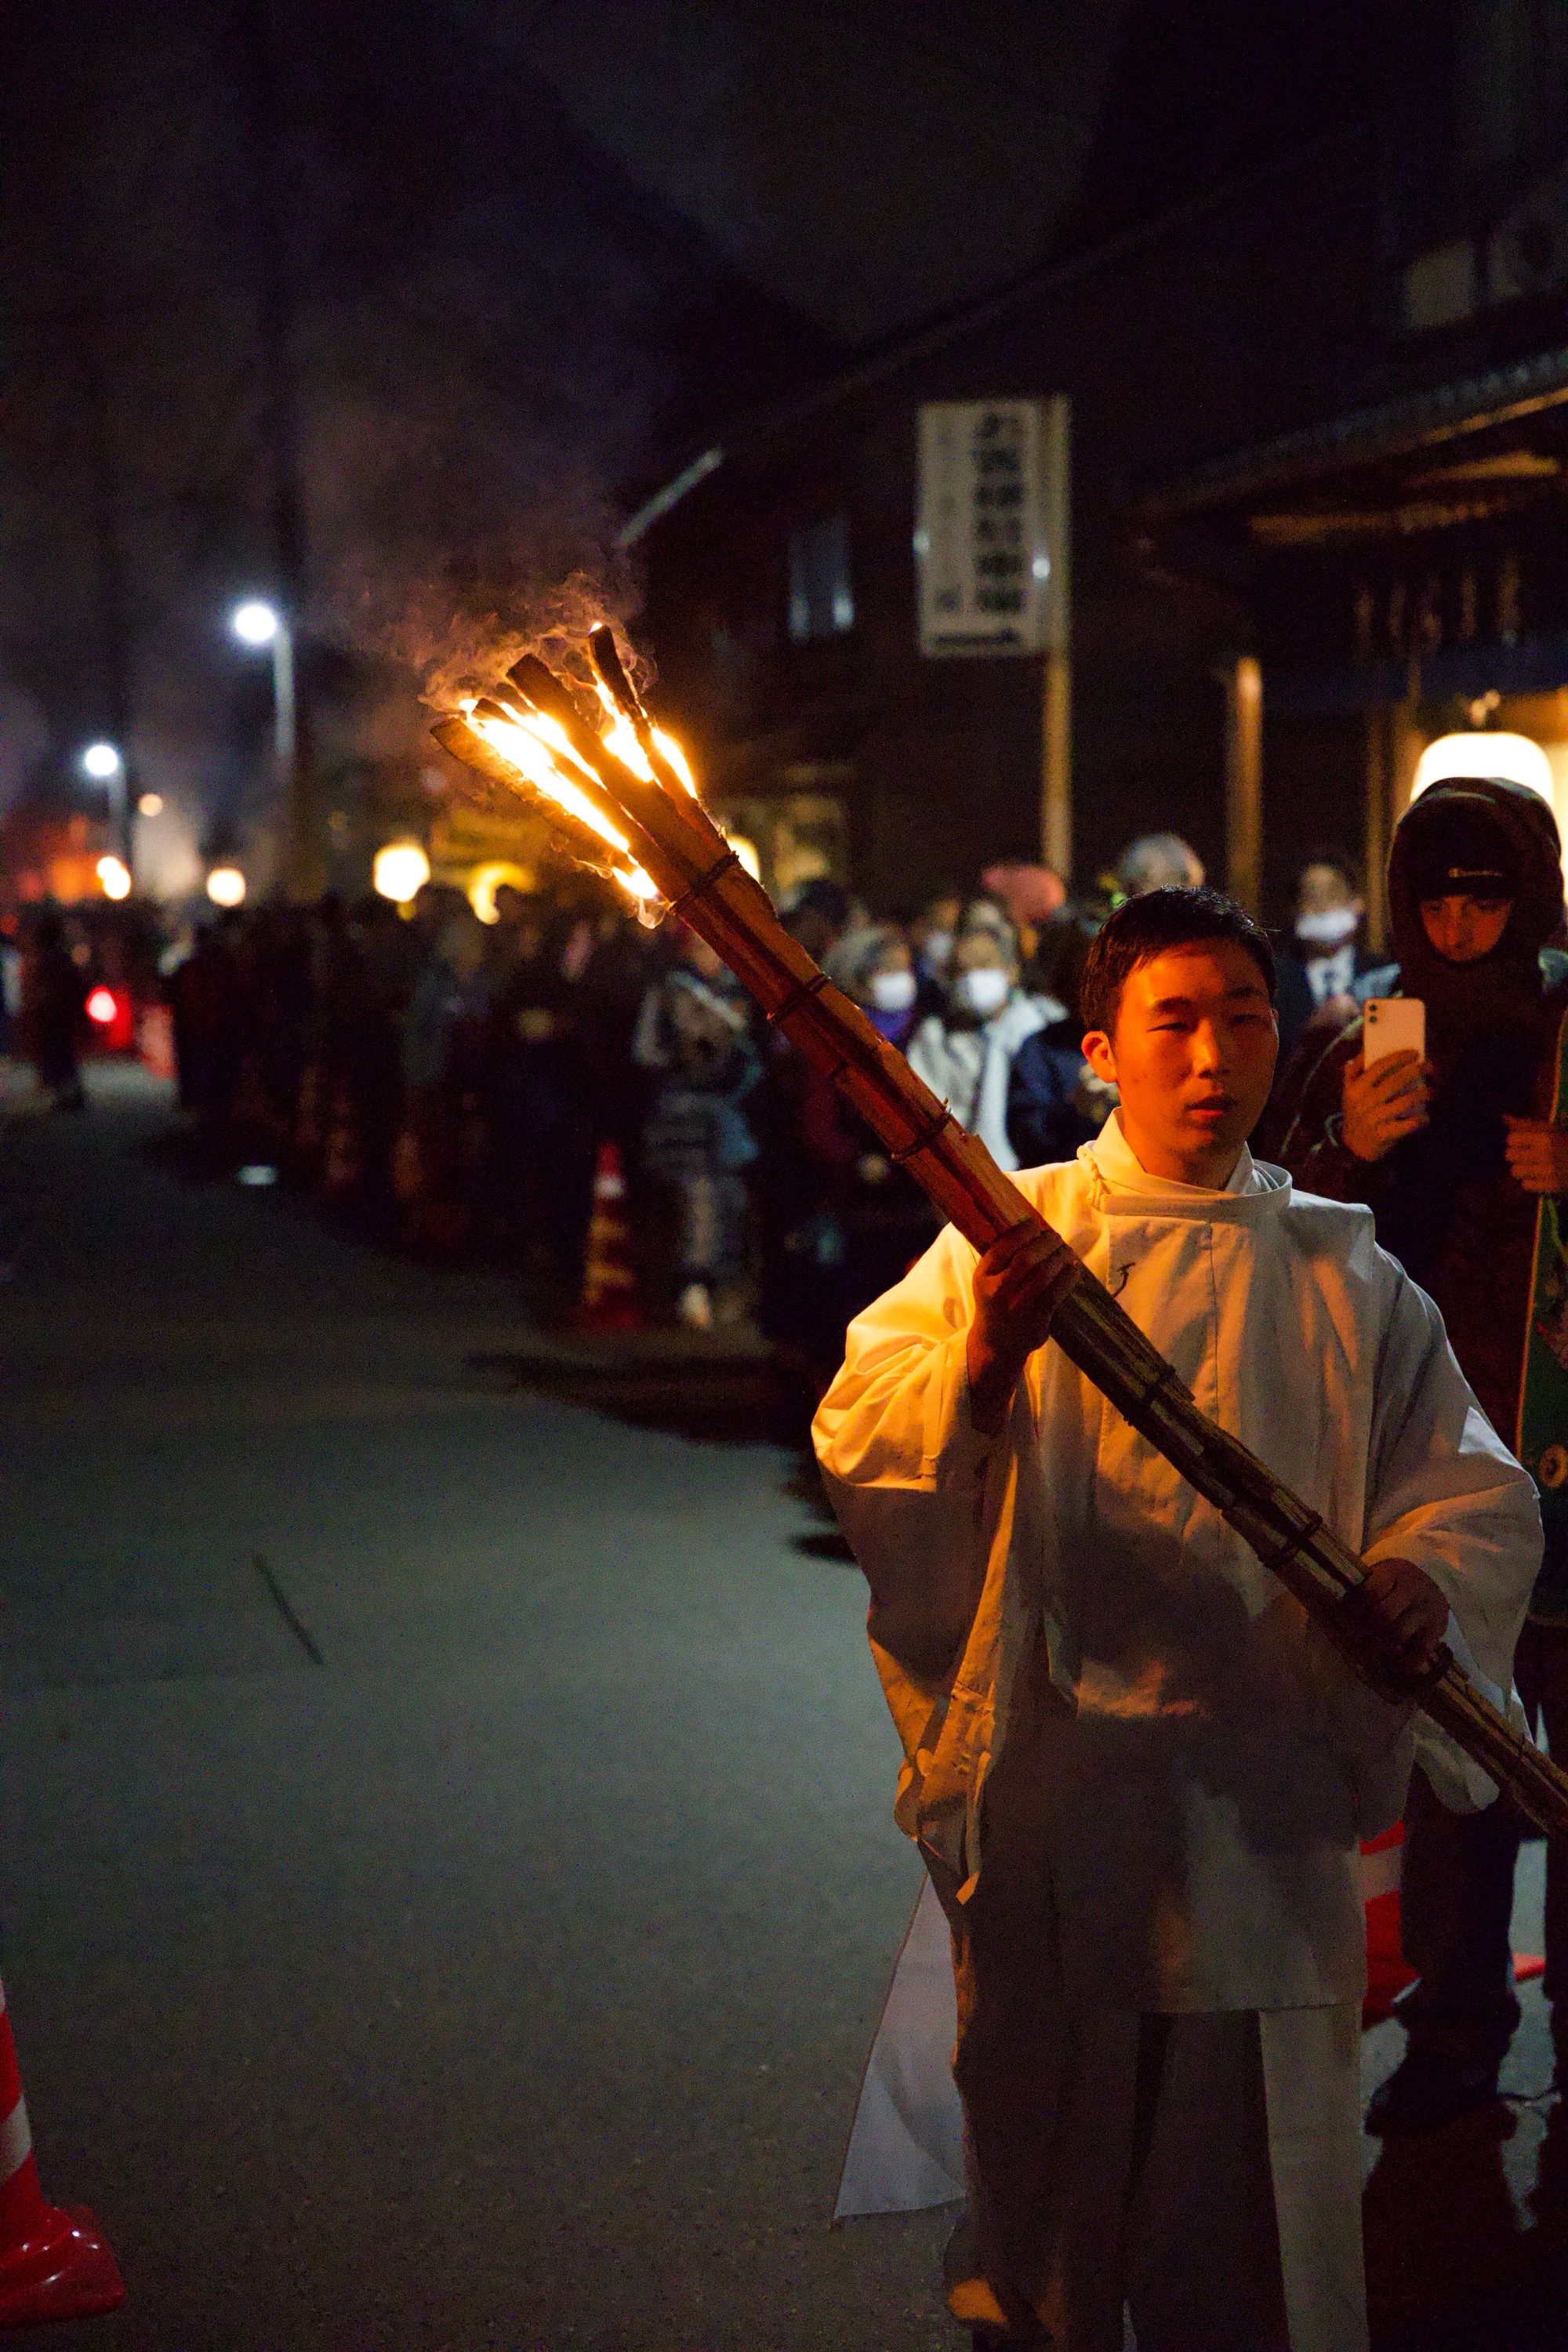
[{"xmin": 1142, "ymin": 344, "xmax": 1568, "ymax": 521}]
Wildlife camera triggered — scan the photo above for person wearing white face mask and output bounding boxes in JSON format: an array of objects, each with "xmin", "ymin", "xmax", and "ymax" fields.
[
  {"xmin": 906, "ymin": 925, "xmax": 1055, "ymax": 1171},
  {"xmin": 1274, "ymin": 853, "xmax": 1377, "ymax": 1057},
  {"xmin": 826, "ymin": 924, "xmax": 923, "ymax": 1050},
  {"xmin": 912, "ymin": 893, "xmax": 962, "ymax": 990}
]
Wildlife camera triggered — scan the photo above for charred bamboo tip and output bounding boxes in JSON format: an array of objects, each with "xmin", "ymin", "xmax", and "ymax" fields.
[
  {"xmin": 587, "ymin": 625, "xmax": 642, "ymax": 720},
  {"xmin": 503, "ymin": 652, "xmax": 566, "ymax": 710}
]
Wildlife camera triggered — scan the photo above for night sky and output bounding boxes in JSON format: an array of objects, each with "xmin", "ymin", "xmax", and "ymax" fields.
[{"xmin": 0, "ymin": 0, "xmax": 1381, "ymax": 877}]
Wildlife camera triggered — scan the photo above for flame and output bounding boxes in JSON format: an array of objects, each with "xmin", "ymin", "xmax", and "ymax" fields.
[
  {"xmin": 461, "ymin": 699, "xmax": 659, "ymax": 902},
  {"xmin": 590, "ymin": 679, "xmax": 697, "ymax": 797}
]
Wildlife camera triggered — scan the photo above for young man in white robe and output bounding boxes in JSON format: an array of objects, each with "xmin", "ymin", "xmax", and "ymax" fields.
[{"xmin": 813, "ymin": 887, "xmax": 1540, "ymax": 2352}]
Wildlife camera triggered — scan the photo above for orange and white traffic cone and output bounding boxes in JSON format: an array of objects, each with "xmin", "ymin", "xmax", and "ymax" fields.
[
  {"xmin": 1362, "ymin": 1820, "xmax": 1545, "ymax": 2029},
  {"xmin": 1362, "ymin": 1823, "xmax": 1417, "ymax": 2026},
  {"xmin": 0, "ymin": 1976, "xmax": 123, "ymax": 2325},
  {"xmin": 574, "ymin": 1142, "xmax": 644, "ymax": 1331}
]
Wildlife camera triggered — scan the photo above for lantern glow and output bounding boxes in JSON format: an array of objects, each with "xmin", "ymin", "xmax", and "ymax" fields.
[{"xmin": 372, "ymin": 842, "xmax": 430, "ymax": 904}]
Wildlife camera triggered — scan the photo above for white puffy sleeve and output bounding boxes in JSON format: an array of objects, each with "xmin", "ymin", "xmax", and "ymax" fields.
[
  {"xmin": 811, "ymin": 1221, "xmax": 1012, "ymax": 1686},
  {"xmin": 1362, "ymin": 1253, "xmax": 1542, "ymax": 1807}
]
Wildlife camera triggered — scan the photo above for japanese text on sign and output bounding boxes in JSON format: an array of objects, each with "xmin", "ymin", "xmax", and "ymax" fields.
[{"xmin": 915, "ymin": 398, "xmax": 1067, "ymax": 658}]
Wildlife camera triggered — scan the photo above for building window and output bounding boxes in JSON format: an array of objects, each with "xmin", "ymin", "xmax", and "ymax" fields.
[{"xmin": 787, "ymin": 512, "xmax": 855, "ymax": 641}]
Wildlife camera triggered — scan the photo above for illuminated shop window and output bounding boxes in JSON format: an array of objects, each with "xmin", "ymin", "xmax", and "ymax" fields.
[{"xmin": 788, "ymin": 512, "xmax": 855, "ymax": 642}]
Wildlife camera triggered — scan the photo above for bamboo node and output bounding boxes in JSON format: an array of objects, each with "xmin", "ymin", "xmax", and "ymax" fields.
[
  {"xmin": 889, "ymin": 1103, "xmax": 957, "ymax": 1163},
  {"xmin": 670, "ymin": 848, "xmax": 742, "ymax": 917},
  {"xmin": 767, "ymin": 971, "xmax": 832, "ymax": 1026}
]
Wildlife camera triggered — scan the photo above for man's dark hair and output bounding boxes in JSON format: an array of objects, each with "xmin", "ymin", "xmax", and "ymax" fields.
[
  {"xmin": 1298, "ymin": 845, "xmax": 1363, "ymax": 896},
  {"xmin": 1080, "ymin": 887, "xmax": 1276, "ymax": 1033}
]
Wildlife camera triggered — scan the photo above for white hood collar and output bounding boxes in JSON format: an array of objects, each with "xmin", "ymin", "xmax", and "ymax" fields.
[{"xmin": 1081, "ymin": 1110, "xmax": 1290, "ymax": 1220}]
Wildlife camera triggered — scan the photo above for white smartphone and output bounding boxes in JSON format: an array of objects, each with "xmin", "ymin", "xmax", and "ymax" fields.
[{"xmin": 1363, "ymin": 997, "xmax": 1425, "ymax": 1065}]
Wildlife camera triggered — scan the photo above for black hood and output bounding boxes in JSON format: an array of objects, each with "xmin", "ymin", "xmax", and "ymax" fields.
[
  {"xmin": 1377, "ymin": 777, "xmax": 1565, "ymax": 1276},
  {"xmin": 1388, "ymin": 775, "xmax": 1563, "ymax": 1000}
]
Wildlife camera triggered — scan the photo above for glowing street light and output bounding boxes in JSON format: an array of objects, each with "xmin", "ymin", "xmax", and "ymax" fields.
[
  {"xmin": 96, "ymin": 855, "xmax": 132, "ymax": 902},
  {"xmin": 80, "ymin": 741, "xmax": 135, "ymax": 880},
  {"xmin": 137, "ymin": 792, "xmax": 163, "ymax": 818},
  {"xmin": 230, "ymin": 599, "xmax": 281, "ymax": 648},
  {"xmin": 230, "ymin": 596, "xmax": 306, "ymax": 893},
  {"xmin": 372, "ymin": 841, "xmax": 430, "ymax": 905},
  {"xmin": 206, "ymin": 866, "xmax": 247, "ymax": 909}
]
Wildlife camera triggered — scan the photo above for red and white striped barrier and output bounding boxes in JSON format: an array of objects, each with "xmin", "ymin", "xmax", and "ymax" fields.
[
  {"xmin": 1361, "ymin": 1824, "xmax": 1544, "ymax": 2027},
  {"xmin": 0, "ymin": 1976, "xmax": 123, "ymax": 2326},
  {"xmin": 1362, "ymin": 1825, "xmax": 1416, "ymax": 2024}
]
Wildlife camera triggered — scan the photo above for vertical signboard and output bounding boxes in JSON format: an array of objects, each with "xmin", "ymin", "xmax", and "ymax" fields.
[
  {"xmin": 916, "ymin": 396, "xmax": 1072, "ymax": 874},
  {"xmin": 916, "ymin": 397, "xmax": 1067, "ymax": 658}
]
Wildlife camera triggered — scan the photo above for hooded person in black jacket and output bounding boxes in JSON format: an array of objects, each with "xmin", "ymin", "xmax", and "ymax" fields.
[{"xmin": 1282, "ymin": 775, "xmax": 1568, "ymax": 2133}]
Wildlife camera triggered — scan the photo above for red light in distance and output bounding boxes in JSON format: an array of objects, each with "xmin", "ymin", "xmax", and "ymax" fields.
[{"xmin": 85, "ymin": 988, "xmax": 118, "ymax": 1025}]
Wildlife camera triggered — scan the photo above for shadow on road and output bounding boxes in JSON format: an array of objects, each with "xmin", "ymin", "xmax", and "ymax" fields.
[
  {"xmin": 1366, "ymin": 2089, "xmax": 1568, "ymax": 2350},
  {"xmin": 468, "ymin": 1337, "xmax": 792, "ymax": 1446}
]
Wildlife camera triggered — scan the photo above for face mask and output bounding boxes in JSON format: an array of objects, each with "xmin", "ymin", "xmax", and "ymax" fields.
[
  {"xmin": 869, "ymin": 969, "xmax": 916, "ymax": 1014},
  {"xmin": 953, "ymin": 967, "xmax": 1010, "ymax": 1018},
  {"xmin": 1295, "ymin": 906, "xmax": 1359, "ymax": 948},
  {"xmin": 920, "ymin": 930, "xmax": 953, "ymax": 970}
]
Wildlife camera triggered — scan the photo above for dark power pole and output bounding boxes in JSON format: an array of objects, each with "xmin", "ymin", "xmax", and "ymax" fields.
[
  {"xmin": 239, "ymin": 0, "xmax": 321, "ymax": 898},
  {"xmin": 82, "ymin": 357, "xmax": 136, "ymax": 875}
]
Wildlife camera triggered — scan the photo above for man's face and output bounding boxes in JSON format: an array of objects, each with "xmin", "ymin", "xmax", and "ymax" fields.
[
  {"xmin": 1297, "ymin": 862, "xmax": 1362, "ymax": 922},
  {"xmin": 1083, "ymin": 940, "xmax": 1279, "ymax": 1185},
  {"xmin": 1419, "ymin": 893, "xmax": 1512, "ymax": 964}
]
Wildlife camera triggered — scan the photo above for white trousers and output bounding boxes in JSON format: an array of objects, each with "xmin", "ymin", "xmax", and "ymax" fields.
[{"xmin": 947, "ymin": 1996, "xmax": 1366, "ymax": 2352}]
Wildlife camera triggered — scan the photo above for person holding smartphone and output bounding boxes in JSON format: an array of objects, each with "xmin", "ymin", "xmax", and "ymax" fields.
[{"xmin": 1282, "ymin": 775, "xmax": 1568, "ymax": 2136}]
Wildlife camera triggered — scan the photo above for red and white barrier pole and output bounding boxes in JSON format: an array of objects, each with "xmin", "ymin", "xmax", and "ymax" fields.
[{"xmin": 0, "ymin": 1977, "xmax": 123, "ymax": 2326}]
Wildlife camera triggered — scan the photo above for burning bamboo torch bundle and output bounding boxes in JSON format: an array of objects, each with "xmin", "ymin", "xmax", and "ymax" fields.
[{"xmin": 433, "ymin": 626, "xmax": 1568, "ymax": 1837}]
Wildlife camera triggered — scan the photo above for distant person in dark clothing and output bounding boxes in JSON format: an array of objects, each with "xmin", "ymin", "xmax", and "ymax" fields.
[
  {"xmin": 633, "ymin": 927, "xmax": 759, "ymax": 1330},
  {"xmin": 1280, "ymin": 777, "xmax": 1568, "ymax": 2136},
  {"xmin": 574, "ymin": 906, "xmax": 657, "ymax": 1167},
  {"xmin": 1273, "ymin": 851, "xmax": 1380, "ymax": 1058},
  {"xmin": 1006, "ymin": 900, "xmax": 1118, "ymax": 1166},
  {"xmin": 168, "ymin": 917, "xmax": 243, "ymax": 1136},
  {"xmin": 20, "ymin": 910, "xmax": 86, "ymax": 1110},
  {"xmin": 486, "ymin": 897, "xmax": 591, "ymax": 1287},
  {"xmin": 782, "ymin": 877, "xmax": 855, "ymax": 967},
  {"xmin": 1005, "ymin": 1016, "xmax": 1114, "ymax": 1169}
]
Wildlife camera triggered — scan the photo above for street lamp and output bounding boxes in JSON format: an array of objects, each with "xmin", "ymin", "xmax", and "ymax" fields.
[
  {"xmin": 230, "ymin": 597, "xmax": 302, "ymax": 892},
  {"xmin": 372, "ymin": 841, "xmax": 430, "ymax": 905},
  {"xmin": 80, "ymin": 742, "xmax": 132, "ymax": 880}
]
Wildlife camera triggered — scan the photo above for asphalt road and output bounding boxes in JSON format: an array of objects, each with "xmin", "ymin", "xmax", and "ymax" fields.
[
  {"xmin": 0, "ymin": 1065, "xmax": 949, "ymax": 2352},
  {"xmin": 4, "ymin": 1062, "xmax": 1566, "ymax": 2351}
]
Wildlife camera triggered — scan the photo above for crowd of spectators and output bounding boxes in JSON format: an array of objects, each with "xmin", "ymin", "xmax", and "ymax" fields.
[{"xmin": 16, "ymin": 828, "xmax": 1370, "ymax": 1416}]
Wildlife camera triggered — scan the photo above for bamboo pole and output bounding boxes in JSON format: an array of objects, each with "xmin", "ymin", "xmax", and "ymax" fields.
[{"xmin": 432, "ymin": 635, "xmax": 1568, "ymax": 1837}]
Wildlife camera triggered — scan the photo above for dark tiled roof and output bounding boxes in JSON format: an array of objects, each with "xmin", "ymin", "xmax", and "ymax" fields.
[{"xmin": 1143, "ymin": 347, "xmax": 1568, "ymax": 519}]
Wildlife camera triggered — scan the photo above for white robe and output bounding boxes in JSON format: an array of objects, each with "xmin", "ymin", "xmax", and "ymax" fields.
[{"xmin": 814, "ymin": 1116, "xmax": 1541, "ymax": 2348}]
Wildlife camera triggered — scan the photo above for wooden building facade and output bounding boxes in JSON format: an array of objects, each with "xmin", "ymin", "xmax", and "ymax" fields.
[{"xmin": 633, "ymin": 4, "xmax": 1568, "ymax": 926}]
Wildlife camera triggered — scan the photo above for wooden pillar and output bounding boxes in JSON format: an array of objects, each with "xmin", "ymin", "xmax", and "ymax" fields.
[
  {"xmin": 1039, "ymin": 395, "xmax": 1072, "ymax": 880},
  {"xmin": 1363, "ymin": 705, "xmax": 1391, "ymax": 953},
  {"xmin": 1224, "ymin": 655, "xmax": 1263, "ymax": 914}
]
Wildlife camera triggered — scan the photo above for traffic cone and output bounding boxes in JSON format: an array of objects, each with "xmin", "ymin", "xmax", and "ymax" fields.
[
  {"xmin": 0, "ymin": 1976, "xmax": 123, "ymax": 2325},
  {"xmin": 1362, "ymin": 1820, "xmax": 1545, "ymax": 2028},
  {"xmin": 1362, "ymin": 1824, "xmax": 1417, "ymax": 2026},
  {"xmin": 574, "ymin": 1142, "xmax": 644, "ymax": 1330}
]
